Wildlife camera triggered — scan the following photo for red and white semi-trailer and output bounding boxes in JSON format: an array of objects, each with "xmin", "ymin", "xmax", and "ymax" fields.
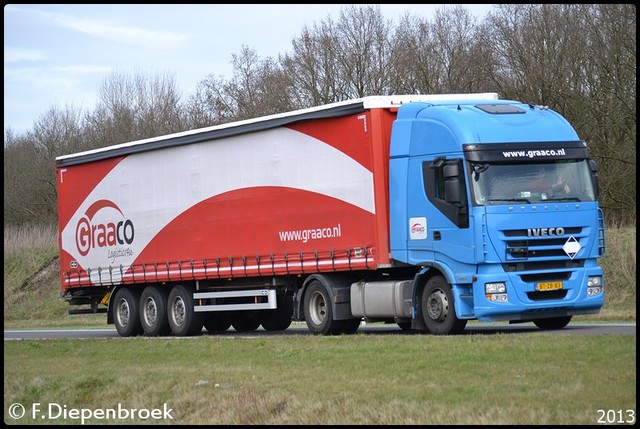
[{"xmin": 56, "ymin": 94, "xmax": 605, "ymax": 336}]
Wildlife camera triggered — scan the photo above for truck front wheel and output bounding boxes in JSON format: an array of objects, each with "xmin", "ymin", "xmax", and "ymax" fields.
[
  {"xmin": 112, "ymin": 287, "xmax": 143, "ymax": 337},
  {"xmin": 303, "ymin": 281, "xmax": 343, "ymax": 335},
  {"xmin": 421, "ymin": 276, "xmax": 467, "ymax": 335},
  {"xmin": 140, "ymin": 285, "xmax": 171, "ymax": 337},
  {"xmin": 167, "ymin": 285, "xmax": 204, "ymax": 336}
]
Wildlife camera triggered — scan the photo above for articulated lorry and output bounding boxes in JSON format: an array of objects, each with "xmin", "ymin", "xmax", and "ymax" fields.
[{"xmin": 56, "ymin": 93, "xmax": 605, "ymax": 336}]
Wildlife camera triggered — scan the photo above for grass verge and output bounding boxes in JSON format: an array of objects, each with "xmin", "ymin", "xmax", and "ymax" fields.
[{"xmin": 4, "ymin": 334, "xmax": 636, "ymax": 425}]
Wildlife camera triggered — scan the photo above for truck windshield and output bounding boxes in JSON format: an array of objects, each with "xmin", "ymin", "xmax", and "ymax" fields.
[{"xmin": 469, "ymin": 159, "xmax": 596, "ymax": 205}]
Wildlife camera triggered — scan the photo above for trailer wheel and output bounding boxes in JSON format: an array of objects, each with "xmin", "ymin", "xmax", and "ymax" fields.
[
  {"xmin": 230, "ymin": 312, "xmax": 261, "ymax": 332},
  {"xmin": 421, "ymin": 276, "xmax": 467, "ymax": 335},
  {"xmin": 112, "ymin": 288, "xmax": 143, "ymax": 337},
  {"xmin": 139, "ymin": 285, "xmax": 171, "ymax": 337},
  {"xmin": 204, "ymin": 314, "xmax": 231, "ymax": 333},
  {"xmin": 533, "ymin": 316, "xmax": 572, "ymax": 330},
  {"xmin": 260, "ymin": 294, "xmax": 293, "ymax": 331},
  {"xmin": 303, "ymin": 280, "xmax": 343, "ymax": 335},
  {"xmin": 167, "ymin": 285, "xmax": 204, "ymax": 336}
]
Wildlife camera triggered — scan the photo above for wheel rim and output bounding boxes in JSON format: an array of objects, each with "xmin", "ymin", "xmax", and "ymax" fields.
[
  {"xmin": 426, "ymin": 289, "xmax": 449, "ymax": 322},
  {"xmin": 116, "ymin": 298, "xmax": 130, "ymax": 328},
  {"xmin": 143, "ymin": 297, "xmax": 157, "ymax": 327},
  {"xmin": 308, "ymin": 291, "xmax": 327, "ymax": 326},
  {"xmin": 171, "ymin": 296, "xmax": 186, "ymax": 327}
]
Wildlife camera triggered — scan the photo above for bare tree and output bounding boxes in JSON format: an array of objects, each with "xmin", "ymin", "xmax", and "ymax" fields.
[
  {"xmin": 186, "ymin": 73, "xmax": 229, "ymax": 128},
  {"xmin": 280, "ymin": 5, "xmax": 394, "ymax": 105},
  {"xmin": 281, "ymin": 22, "xmax": 344, "ymax": 106},
  {"xmin": 430, "ymin": 5, "xmax": 489, "ymax": 93},
  {"xmin": 333, "ymin": 5, "xmax": 394, "ymax": 98},
  {"xmin": 83, "ymin": 70, "xmax": 187, "ymax": 149},
  {"xmin": 388, "ymin": 13, "xmax": 440, "ymax": 94},
  {"xmin": 187, "ymin": 45, "xmax": 297, "ymax": 126},
  {"xmin": 388, "ymin": 6, "xmax": 498, "ymax": 95},
  {"xmin": 571, "ymin": 4, "xmax": 636, "ymax": 222},
  {"xmin": 4, "ymin": 106, "xmax": 84, "ymax": 225},
  {"xmin": 4, "ymin": 130, "xmax": 38, "ymax": 224}
]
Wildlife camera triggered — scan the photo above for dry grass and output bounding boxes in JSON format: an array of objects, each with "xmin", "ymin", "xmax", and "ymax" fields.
[{"xmin": 3, "ymin": 223, "xmax": 58, "ymax": 254}]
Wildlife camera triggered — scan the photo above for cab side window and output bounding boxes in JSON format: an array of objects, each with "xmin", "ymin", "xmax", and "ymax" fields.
[{"xmin": 422, "ymin": 158, "xmax": 469, "ymax": 228}]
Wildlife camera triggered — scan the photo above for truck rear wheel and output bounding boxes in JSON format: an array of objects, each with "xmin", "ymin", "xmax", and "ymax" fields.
[
  {"xmin": 533, "ymin": 316, "xmax": 572, "ymax": 330},
  {"xmin": 167, "ymin": 285, "xmax": 204, "ymax": 336},
  {"xmin": 303, "ymin": 280, "xmax": 343, "ymax": 335},
  {"xmin": 421, "ymin": 276, "xmax": 467, "ymax": 335},
  {"xmin": 112, "ymin": 288, "xmax": 143, "ymax": 337},
  {"xmin": 140, "ymin": 285, "xmax": 171, "ymax": 337}
]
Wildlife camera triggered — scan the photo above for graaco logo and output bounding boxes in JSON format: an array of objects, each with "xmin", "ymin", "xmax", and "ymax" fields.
[
  {"xmin": 411, "ymin": 223, "xmax": 425, "ymax": 234},
  {"xmin": 75, "ymin": 200, "xmax": 135, "ymax": 256}
]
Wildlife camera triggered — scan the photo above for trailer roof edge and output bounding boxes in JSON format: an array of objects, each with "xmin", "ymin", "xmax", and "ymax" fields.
[{"xmin": 55, "ymin": 93, "xmax": 499, "ymax": 167}]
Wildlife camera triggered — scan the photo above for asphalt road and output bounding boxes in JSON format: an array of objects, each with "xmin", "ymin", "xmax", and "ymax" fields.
[{"xmin": 4, "ymin": 322, "xmax": 636, "ymax": 340}]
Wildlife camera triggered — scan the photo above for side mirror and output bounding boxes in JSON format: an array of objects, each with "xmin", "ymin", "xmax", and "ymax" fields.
[
  {"xmin": 445, "ymin": 177, "xmax": 461, "ymax": 204},
  {"xmin": 443, "ymin": 163, "xmax": 459, "ymax": 178}
]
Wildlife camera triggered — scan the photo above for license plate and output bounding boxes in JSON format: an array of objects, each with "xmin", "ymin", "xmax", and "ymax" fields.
[{"xmin": 537, "ymin": 281, "xmax": 563, "ymax": 291}]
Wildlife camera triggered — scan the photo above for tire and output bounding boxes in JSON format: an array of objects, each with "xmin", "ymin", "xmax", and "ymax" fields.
[
  {"xmin": 139, "ymin": 285, "xmax": 171, "ymax": 337},
  {"xmin": 397, "ymin": 321, "xmax": 412, "ymax": 331},
  {"xmin": 421, "ymin": 275, "xmax": 467, "ymax": 335},
  {"xmin": 112, "ymin": 288, "xmax": 143, "ymax": 337},
  {"xmin": 260, "ymin": 294, "xmax": 293, "ymax": 331},
  {"xmin": 230, "ymin": 312, "xmax": 261, "ymax": 332},
  {"xmin": 533, "ymin": 316, "xmax": 572, "ymax": 330},
  {"xmin": 167, "ymin": 285, "xmax": 204, "ymax": 336},
  {"xmin": 204, "ymin": 314, "xmax": 231, "ymax": 333},
  {"xmin": 303, "ymin": 280, "xmax": 343, "ymax": 335},
  {"xmin": 340, "ymin": 318, "xmax": 361, "ymax": 335}
]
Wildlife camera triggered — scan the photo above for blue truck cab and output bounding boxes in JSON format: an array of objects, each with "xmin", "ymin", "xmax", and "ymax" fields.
[{"xmin": 389, "ymin": 99, "xmax": 605, "ymax": 334}]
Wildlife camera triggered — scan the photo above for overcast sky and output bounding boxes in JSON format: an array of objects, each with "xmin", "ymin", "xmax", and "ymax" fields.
[{"xmin": 4, "ymin": 4, "xmax": 493, "ymax": 134}]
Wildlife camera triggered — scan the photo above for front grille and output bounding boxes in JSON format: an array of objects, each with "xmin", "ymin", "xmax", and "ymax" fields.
[
  {"xmin": 498, "ymin": 226, "xmax": 587, "ymax": 289},
  {"xmin": 502, "ymin": 227, "xmax": 585, "ymax": 262}
]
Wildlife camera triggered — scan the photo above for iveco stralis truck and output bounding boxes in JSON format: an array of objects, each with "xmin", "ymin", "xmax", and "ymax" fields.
[{"xmin": 55, "ymin": 93, "xmax": 605, "ymax": 336}]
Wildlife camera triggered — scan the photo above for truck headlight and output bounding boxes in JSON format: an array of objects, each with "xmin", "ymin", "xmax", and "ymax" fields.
[
  {"xmin": 587, "ymin": 276, "xmax": 603, "ymax": 296},
  {"xmin": 485, "ymin": 282, "xmax": 508, "ymax": 302},
  {"xmin": 485, "ymin": 282, "xmax": 506, "ymax": 294}
]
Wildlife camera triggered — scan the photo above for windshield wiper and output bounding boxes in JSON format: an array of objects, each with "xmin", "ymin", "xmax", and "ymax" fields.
[
  {"xmin": 545, "ymin": 196, "xmax": 583, "ymax": 202},
  {"xmin": 486, "ymin": 198, "xmax": 531, "ymax": 204}
]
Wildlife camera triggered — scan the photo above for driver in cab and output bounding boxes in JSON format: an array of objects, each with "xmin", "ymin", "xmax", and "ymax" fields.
[{"xmin": 529, "ymin": 166, "xmax": 570, "ymax": 194}]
